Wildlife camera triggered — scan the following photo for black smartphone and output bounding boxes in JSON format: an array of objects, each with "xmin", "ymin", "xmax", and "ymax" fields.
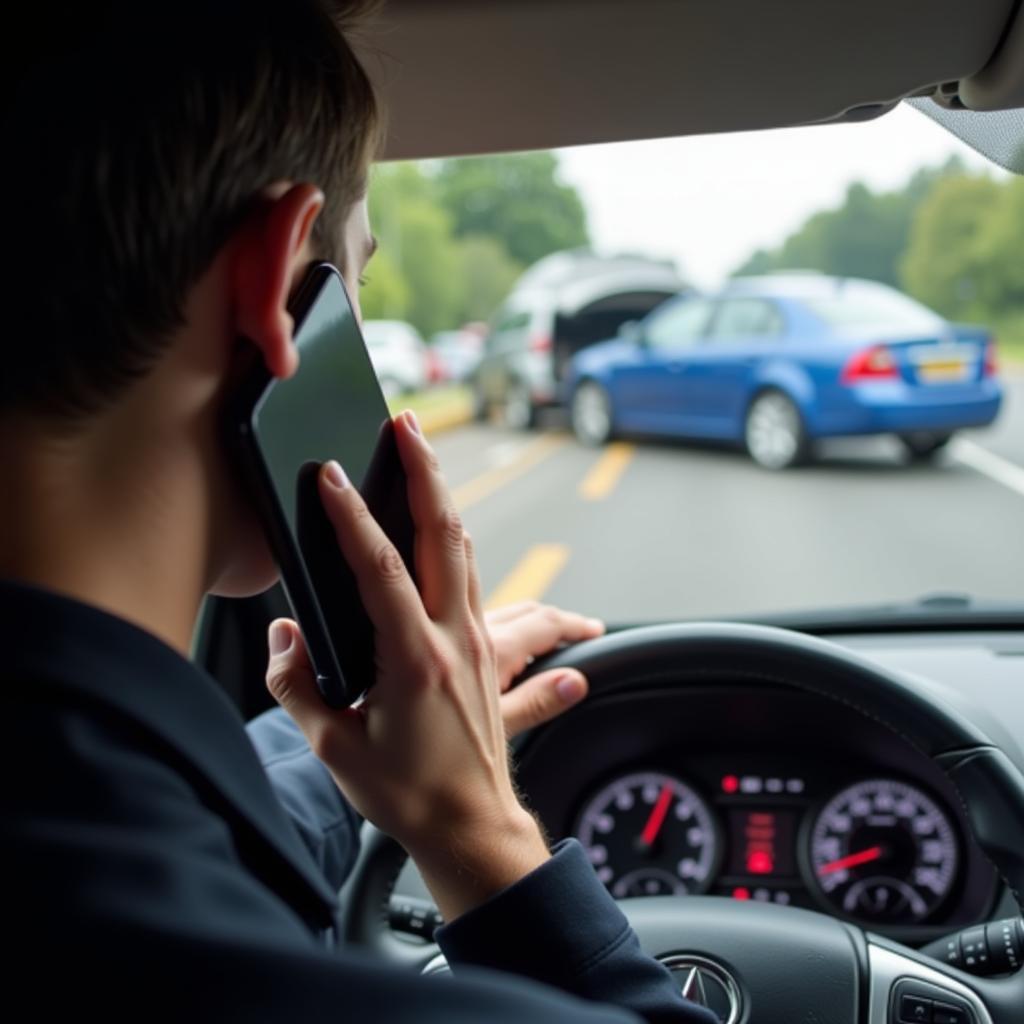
[{"xmin": 225, "ymin": 262, "xmax": 416, "ymax": 708}]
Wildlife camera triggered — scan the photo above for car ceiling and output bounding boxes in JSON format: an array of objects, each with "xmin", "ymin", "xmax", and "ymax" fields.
[{"xmin": 354, "ymin": 0, "xmax": 1020, "ymax": 160}]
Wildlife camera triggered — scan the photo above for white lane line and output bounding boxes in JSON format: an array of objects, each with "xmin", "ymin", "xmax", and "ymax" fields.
[{"xmin": 950, "ymin": 437, "xmax": 1024, "ymax": 499}]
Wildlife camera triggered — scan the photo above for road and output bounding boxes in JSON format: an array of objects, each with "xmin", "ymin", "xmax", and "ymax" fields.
[{"xmin": 427, "ymin": 372, "xmax": 1024, "ymax": 623}]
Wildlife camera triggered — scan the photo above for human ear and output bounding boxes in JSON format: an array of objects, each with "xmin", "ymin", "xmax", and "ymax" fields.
[{"xmin": 230, "ymin": 183, "xmax": 325, "ymax": 379}]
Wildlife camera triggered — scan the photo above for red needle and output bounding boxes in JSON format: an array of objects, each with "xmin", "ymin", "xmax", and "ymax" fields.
[
  {"xmin": 817, "ymin": 845, "xmax": 885, "ymax": 876},
  {"xmin": 640, "ymin": 785, "xmax": 674, "ymax": 846}
]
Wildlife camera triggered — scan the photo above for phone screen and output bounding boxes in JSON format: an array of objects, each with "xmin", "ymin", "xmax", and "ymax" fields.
[{"xmin": 246, "ymin": 265, "xmax": 415, "ymax": 706}]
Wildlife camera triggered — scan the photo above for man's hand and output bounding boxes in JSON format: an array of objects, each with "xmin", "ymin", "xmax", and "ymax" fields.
[
  {"xmin": 487, "ymin": 602, "xmax": 603, "ymax": 737},
  {"xmin": 263, "ymin": 411, "xmax": 552, "ymax": 922}
]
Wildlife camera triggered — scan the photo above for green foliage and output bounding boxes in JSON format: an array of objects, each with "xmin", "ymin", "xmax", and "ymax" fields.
[
  {"xmin": 970, "ymin": 177, "xmax": 1024, "ymax": 314},
  {"xmin": 435, "ymin": 152, "xmax": 589, "ymax": 267},
  {"xmin": 358, "ymin": 247, "xmax": 409, "ymax": 322},
  {"xmin": 361, "ymin": 153, "xmax": 585, "ymax": 336},
  {"xmin": 732, "ymin": 157, "xmax": 966, "ymax": 286},
  {"xmin": 733, "ymin": 154, "xmax": 1024, "ymax": 363},
  {"xmin": 453, "ymin": 236, "xmax": 523, "ymax": 323},
  {"xmin": 900, "ymin": 174, "xmax": 1001, "ymax": 319},
  {"xmin": 365, "ymin": 165, "xmax": 461, "ymax": 336},
  {"xmin": 391, "ymin": 201, "xmax": 463, "ymax": 338}
]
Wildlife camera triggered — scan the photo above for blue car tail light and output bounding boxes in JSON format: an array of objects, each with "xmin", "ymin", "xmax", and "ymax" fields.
[
  {"xmin": 984, "ymin": 339, "xmax": 999, "ymax": 377},
  {"xmin": 840, "ymin": 344, "xmax": 899, "ymax": 385}
]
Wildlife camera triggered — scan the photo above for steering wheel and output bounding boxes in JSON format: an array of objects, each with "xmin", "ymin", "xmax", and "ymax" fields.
[{"xmin": 340, "ymin": 623, "xmax": 1024, "ymax": 1024}]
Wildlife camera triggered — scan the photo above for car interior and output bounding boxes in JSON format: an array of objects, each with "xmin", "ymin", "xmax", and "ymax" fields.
[{"xmin": 195, "ymin": 3, "xmax": 1024, "ymax": 1022}]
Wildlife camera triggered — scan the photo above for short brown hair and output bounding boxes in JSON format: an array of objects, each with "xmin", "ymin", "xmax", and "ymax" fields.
[{"xmin": 2, "ymin": 0, "xmax": 381, "ymax": 424}]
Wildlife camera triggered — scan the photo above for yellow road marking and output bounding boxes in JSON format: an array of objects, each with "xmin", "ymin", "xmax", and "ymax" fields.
[
  {"xmin": 578, "ymin": 442, "xmax": 636, "ymax": 500},
  {"xmin": 452, "ymin": 434, "xmax": 568, "ymax": 511},
  {"xmin": 485, "ymin": 544, "xmax": 571, "ymax": 610}
]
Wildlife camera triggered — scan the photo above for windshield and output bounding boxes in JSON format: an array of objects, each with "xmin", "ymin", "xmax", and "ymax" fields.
[
  {"xmin": 799, "ymin": 282, "xmax": 946, "ymax": 334},
  {"xmin": 363, "ymin": 104, "xmax": 1024, "ymax": 622}
]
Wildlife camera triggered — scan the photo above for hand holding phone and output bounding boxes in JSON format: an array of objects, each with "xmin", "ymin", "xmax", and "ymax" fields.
[
  {"xmin": 225, "ymin": 263, "xmax": 415, "ymax": 707},
  {"xmin": 264, "ymin": 412, "xmax": 551, "ymax": 922}
]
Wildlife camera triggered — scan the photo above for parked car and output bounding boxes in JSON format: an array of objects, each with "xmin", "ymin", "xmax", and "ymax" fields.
[
  {"xmin": 566, "ymin": 273, "xmax": 1003, "ymax": 468},
  {"xmin": 361, "ymin": 319, "xmax": 429, "ymax": 399},
  {"xmin": 473, "ymin": 250, "xmax": 688, "ymax": 428},
  {"xmin": 429, "ymin": 329, "xmax": 483, "ymax": 383}
]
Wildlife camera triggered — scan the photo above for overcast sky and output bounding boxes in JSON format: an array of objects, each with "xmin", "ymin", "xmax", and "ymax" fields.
[{"xmin": 556, "ymin": 104, "xmax": 1001, "ymax": 290}]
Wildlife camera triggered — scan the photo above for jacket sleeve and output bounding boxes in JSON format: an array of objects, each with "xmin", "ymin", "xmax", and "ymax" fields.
[
  {"xmin": 437, "ymin": 838, "xmax": 718, "ymax": 1024},
  {"xmin": 246, "ymin": 710, "xmax": 713, "ymax": 1022},
  {"xmin": 246, "ymin": 705, "xmax": 362, "ymax": 891}
]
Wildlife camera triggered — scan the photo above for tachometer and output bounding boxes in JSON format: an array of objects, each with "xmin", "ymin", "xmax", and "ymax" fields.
[
  {"xmin": 807, "ymin": 779, "xmax": 959, "ymax": 924},
  {"xmin": 576, "ymin": 772, "xmax": 719, "ymax": 898}
]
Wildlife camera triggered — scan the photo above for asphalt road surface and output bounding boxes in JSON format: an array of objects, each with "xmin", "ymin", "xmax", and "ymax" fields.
[{"xmin": 428, "ymin": 372, "xmax": 1024, "ymax": 623}]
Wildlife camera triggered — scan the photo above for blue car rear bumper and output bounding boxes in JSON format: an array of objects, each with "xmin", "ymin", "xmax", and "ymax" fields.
[{"xmin": 807, "ymin": 380, "xmax": 1003, "ymax": 438}]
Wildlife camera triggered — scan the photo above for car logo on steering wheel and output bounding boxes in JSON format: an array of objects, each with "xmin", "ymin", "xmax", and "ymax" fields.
[{"xmin": 660, "ymin": 954, "xmax": 744, "ymax": 1024}]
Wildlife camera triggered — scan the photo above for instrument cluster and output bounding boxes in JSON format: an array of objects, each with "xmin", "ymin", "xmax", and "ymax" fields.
[
  {"xmin": 513, "ymin": 683, "xmax": 1001, "ymax": 939},
  {"xmin": 574, "ymin": 766, "xmax": 960, "ymax": 925}
]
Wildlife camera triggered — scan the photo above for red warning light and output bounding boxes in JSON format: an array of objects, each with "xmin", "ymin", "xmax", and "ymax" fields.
[
  {"xmin": 746, "ymin": 850, "xmax": 774, "ymax": 875},
  {"xmin": 721, "ymin": 775, "xmax": 739, "ymax": 794},
  {"xmin": 732, "ymin": 886, "xmax": 751, "ymax": 901}
]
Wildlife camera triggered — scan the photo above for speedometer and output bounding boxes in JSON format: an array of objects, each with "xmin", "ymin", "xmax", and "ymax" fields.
[
  {"xmin": 807, "ymin": 779, "xmax": 959, "ymax": 924},
  {"xmin": 576, "ymin": 772, "xmax": 719, "ymax": 898}
]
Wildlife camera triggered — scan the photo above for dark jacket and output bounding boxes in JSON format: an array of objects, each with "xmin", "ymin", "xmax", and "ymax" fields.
[{"xmin": 1, "ymin": 578, "xmax": 713, "ymax": 1023}]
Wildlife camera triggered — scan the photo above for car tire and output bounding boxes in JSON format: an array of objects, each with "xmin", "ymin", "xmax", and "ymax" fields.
[
  {"xmin": 744, "ymin": 390, "xmax": 810, "ymax": 470},
  {"xmin": 571, "ymin": 380, "xmax": 614, "ymax": 446},
  {"xmin": 503, "ymin": 382, "xmax": 537, "ymax": 430},
  {"xmin": 899, "ymin": 431, "xmax": 953, "ymax": 461}
]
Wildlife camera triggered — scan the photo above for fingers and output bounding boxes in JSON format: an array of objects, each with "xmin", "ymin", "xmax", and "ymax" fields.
[
  {"xmin": 265, "ymin": 619, "xmax": 365, "ymax": 770},
  {"xmin": 500, "ymin": 669, "xmax": 589, "ymax": 737},
  {"xmin": 317, "ymin": 461, "xmax": 429, "ymax": 649},
  {"xmin": 494, "ymin": 604, "xmax": 605, "ymax": 660},
  {"xmin": 393, "ymin": 411, "xmax": 469, "ymax": 622},
  {"xmin": 485, "ymin": 601, "xmax": 541, "ymax": 625},
  {"xmin": 464, "ymin": 532, "xmax": 485, "ymax": 627}
]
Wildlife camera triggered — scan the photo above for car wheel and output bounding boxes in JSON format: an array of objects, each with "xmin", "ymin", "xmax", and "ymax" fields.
[
  {"xmin": 503, "ymin": 382, "xmax": 536, "ymax": 430},
  {"xmin": 744, "ymin": 390, "xmax": 809, "ymax": 470},
  {"xmin": 898, "ymin": 431, "xmax": 953, "ymax": 461},
  {"xmin": 571, "ymin": 380, "xmax": 614, "ymax": 446}
]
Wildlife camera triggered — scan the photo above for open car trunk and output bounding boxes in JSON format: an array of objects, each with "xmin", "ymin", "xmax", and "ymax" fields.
[{"xmin": 553, "ymin": 289, "xmax": 679, "ymax": 379}]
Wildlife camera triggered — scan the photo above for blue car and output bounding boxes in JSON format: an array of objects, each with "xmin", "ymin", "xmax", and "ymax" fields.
[{"xmin": 565, "ymin": 274, "xmax": 1003, "ymax": 469}]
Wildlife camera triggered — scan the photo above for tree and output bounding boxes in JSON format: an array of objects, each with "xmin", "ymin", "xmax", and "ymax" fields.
[
  {"xmin": 435, "ymin": 152, "xmax": 589, "ymax": 267},
  {"xmin": 358, "ymin": 247, "xmax": 410, "ymax": 322},
  {"xmin": 452, "ymin": 236, "xmax": 523, "ymax": 324},
  {"xmin": 732, "ymin": 156, "xmax": 967, "ymax": 285},
  {"xmin": 900, "ymin": 174, "xmax": 1001, "ymax": 319},
  {"xmin": 970, "ymin": 176, "xmax": 1024, "ymax": 314},
  {"xmin": 365, "ymin": 164, "xmax": 464, "ymax": 335}
]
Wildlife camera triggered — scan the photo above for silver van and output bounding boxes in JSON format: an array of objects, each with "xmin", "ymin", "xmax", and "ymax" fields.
[{"xmin": 473, "ymin": 250, "xmax": 687, "ymax": 427}]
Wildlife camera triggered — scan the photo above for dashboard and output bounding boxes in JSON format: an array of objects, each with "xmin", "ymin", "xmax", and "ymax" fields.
[
  {"xmin": 514, "ymin": 682, "xmax": 1001, "ymax": 945},
  {"xmin": 388, "ymin": 629, "xmax": 1023, "ymax": 948}
]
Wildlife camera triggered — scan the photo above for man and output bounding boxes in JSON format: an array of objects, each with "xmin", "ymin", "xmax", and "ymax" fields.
[{"xmin": 1, "ymin": 2, "xmax": 714, "ymax": 1021}]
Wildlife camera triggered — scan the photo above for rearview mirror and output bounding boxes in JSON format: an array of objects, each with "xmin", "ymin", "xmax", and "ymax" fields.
[{"xmin": 618, "ymin": 320, "xmax": 643, "ymax": 345}]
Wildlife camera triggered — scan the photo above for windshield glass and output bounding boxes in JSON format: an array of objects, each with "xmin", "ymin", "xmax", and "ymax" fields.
[
  {"xmin": 363, "ymin": 104, "xmax": 1024, "ymax": 622},
  {"xmin": 799, "ymin": 282, "xmax": 945, "ymax": 334}
]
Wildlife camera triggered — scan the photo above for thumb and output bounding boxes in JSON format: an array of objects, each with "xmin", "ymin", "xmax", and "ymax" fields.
[
  {"xmin": 265, "ymin": 619, "xmax": 364, "ymax": 770},
  {"xmin": 500, "ymin": 669, "xmax": 589, "ymax": 738}
]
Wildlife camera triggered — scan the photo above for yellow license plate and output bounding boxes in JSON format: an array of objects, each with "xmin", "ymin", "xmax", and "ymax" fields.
[{"xmin": 918, "ymin": 359, "xmax": 969, "ymax": 382}]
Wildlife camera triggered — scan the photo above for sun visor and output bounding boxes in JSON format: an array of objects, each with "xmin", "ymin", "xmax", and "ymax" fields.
[
  {"xmin": 905, "ymin": 0, "xmax": 1024, "ymax": 168},
  {"xmin": 905, "ymin": 98, "xmax": 1024, "ymax": 174}
]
